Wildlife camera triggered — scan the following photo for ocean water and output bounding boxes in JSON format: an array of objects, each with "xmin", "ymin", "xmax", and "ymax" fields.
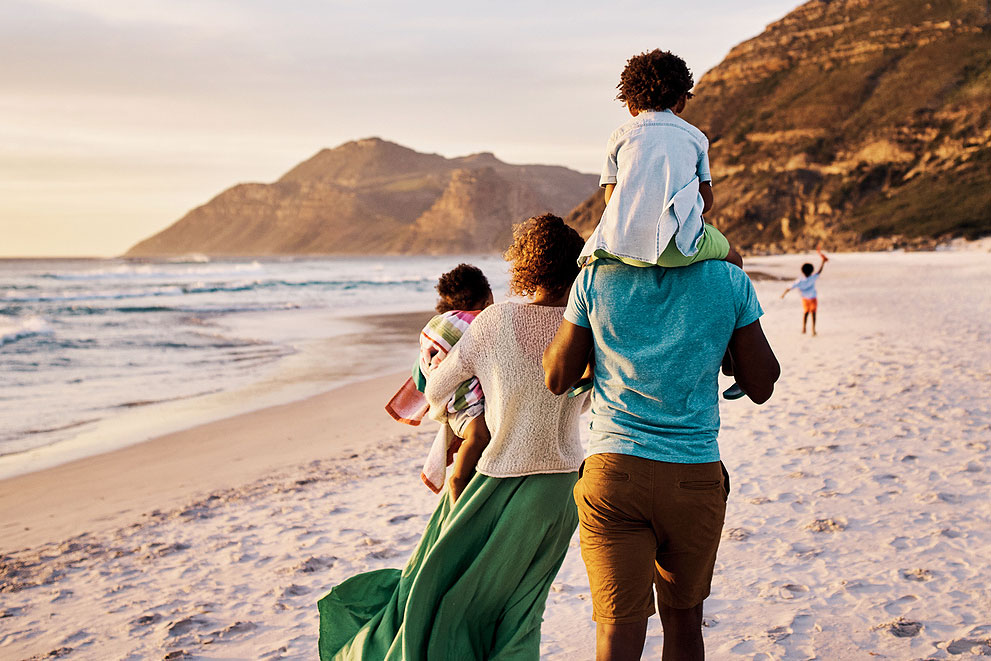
[{"xmin": 0, "ymin": 256, "xmax": 511, "ymax": 477}]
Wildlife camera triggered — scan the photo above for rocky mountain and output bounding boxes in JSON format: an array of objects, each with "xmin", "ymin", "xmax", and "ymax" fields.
[
  {"xmin": 567, "ymin": 0, "xmax": 991, "ymax": 251},
  {"xmin": 125, "ymin": 139, "xmax": 596, "ymax": 256}
]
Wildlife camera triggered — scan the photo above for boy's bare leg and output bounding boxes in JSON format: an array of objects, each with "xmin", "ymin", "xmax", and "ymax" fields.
[
  {"xmin": 596, "ymin": 621, "xmax": 647, "ymax": 661},
  {"xmin": 725, "ymin": 247, "xmax": 744, "ymax": 269},
  {"xmin": 658, "ymin": 603, "xmax": 705, "ymax": 661},
  {"xmin": 811, "ymin": 311, "xmax": 817, "ymax": 336},
  {"xmin": 802, "ymin": 311, "xmax": 809, "ymax": 334},
  {"xmin": 448, "ymin": 415, "xmax": 490, "ymax": 504}
]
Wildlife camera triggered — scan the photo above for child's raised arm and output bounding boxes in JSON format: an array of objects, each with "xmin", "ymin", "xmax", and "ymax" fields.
[{"xmin": 816, "ymin": 249, "xmax": 829, "ymax": 274}]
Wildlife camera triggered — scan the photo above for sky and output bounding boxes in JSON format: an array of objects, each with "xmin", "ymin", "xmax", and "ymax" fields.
[{"xmin": 1, "ymin": 0, "xmax": 802, "ymax": 257}]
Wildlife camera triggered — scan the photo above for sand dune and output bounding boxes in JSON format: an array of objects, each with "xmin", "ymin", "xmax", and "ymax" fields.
[{"xmin": 1, "ymin": 248, "xmax": 989, "ymax": 660}]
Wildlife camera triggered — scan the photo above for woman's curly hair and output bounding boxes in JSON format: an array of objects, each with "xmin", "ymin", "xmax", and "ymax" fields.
[
  {"xmin": 616, "ymin": 49, "xmax": 694, "ymax": 112},
  {"xmin": 435, "ymin": 263, "xmax": 492, "ymax": 313},
  {"xmin": 503, "ymin": 213, "xmax": 584, "ymax": 299}
]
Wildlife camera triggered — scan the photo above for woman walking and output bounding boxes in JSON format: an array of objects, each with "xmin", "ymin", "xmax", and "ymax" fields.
[{"xmin": 318, "ymin": 214, "xmax": 588, "ymax": 660}]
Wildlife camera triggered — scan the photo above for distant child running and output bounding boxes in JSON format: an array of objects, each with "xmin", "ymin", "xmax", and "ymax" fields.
[
  {"xmin": 781, "ymin": 250, "xmax": 828, "ymax": 335},
  {"xmin": 384, "ymin": 264, "xmax": 493, "ymax": 502},
  {"xmin": 581, "ymin": 48, "xmax": 747, "ymax": 399}
]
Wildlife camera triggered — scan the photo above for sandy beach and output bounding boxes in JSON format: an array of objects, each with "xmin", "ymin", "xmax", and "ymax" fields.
[{"xmin": 2, "ymin": 248, "xmax": 989, "ymax": 660}]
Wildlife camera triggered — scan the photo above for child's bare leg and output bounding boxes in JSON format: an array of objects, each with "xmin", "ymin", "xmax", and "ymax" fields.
[
  {"xmin": 725, "ymin": 246, "xmax": 743, "ymax": 269},
  {"xmin": 449, "ymin": 415, "xmax": 490, "ymax": 504},
  {"xmin": 811, "ymin": 311, "xmax": 817, "ymax": 336},
  {"xmin": 802, "ymin": 311, "xmax": 809, "ymax": 334}
]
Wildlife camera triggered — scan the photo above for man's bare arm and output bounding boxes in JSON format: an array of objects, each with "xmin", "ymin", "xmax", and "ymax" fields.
[
  {"xmin": 603, "ymin": 183, "xmax": 615, "ymax": 206},
  {"xmin": 543, "ymin": 320, "xmax": 593, "ymax": 395},
  {"xmin": 727, "ymin": 319, "xmax": 780, "ymax": 404}
]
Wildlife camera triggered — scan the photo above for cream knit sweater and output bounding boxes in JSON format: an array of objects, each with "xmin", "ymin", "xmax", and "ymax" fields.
[{"xmin": 424, "ymin": 301, "xmax": 588, "ymax": 478}]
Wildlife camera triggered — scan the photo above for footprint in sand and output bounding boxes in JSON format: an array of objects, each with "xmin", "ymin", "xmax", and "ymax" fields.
[
  {"xmin": 883, "ymin": 594, "xmax": 919, "ymax": 615},
  {"xmin": 280, "ymin": 584, "xmax": 311, "ymax": 598},
  {"xmin": 898, "ymin": 568, "xmax": 933, "ymax": 582},
  {"xmin": 944, "ymin": 638, "xmax": 991, "ymax": 655},
  {"xmin": 890, "ymin": 536, "xmax": 911, "ymax": 550},
  {"xmin": 388, "ymin": 513, "xmax": 419, "ymax": 524},
  {"xmin": 873, "ymin": 616, "xmax": 922, "ymax": 638},
  {"xmin": 210, "ymin": 620, "xmax": 258, "ymax": 640},
  {"xmin": 26, "ymin": 648, "xmax": 73, "ymax": 659},
  {"xmin": 722, "ymin": 527, "xmax": 751, "ymax": 541},
  {"xmin": 166, "ymin": 615, "xmax": 213, "ymax": 637},
  {"xmin": 758, "ymin": 580, "xmax": 810, "ymax": 600},
  {"xmin": 280, "ymin": 556, "xmax": 336, "ymax": 574},
  {"xmin": 790, "ymin": 542, "xmax": 821, "ymax": 559},
  {"xmin": 805, "ymin": 517, "xmax": 846, "ymax": 532},
  {"xmin": 129, "ymin": 612, "xmax": 163, "ymax": 629}
]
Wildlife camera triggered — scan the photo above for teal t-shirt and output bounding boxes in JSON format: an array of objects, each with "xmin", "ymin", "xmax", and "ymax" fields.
[{"xmin": 564, "ymin": 259, "xmax": 763, "ymax": 463}]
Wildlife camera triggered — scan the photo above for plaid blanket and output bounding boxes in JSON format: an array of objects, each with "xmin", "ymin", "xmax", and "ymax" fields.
[{"xmin": 384, "ymin": 310, "xmax": 486, "ymax": 493}]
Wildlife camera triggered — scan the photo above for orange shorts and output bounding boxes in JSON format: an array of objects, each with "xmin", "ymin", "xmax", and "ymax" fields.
[{"xmin": 802, "ymin": 297, "xmax": 818, "ymax": 313}]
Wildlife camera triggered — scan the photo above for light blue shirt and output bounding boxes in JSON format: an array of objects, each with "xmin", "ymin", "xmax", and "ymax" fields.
[
  {"xmin": 579, "ymin": 109, "xmax": 712, "ymax": 265},
  {"xmin": 790, "ymin": 273, "xmax": 820, "ymax": 299},
  {"xmin": 564, "ymin": 260, "xmax": 763, "ymax": 464}
]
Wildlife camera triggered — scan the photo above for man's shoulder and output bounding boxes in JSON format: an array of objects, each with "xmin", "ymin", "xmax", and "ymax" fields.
[{"xmin": 582, "ymin": 260, "xmax": 730, "ymax": 295}]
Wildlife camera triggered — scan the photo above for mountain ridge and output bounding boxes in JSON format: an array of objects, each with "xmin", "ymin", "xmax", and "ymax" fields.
[
  {"xmin": 566, "ymin": 0, "xmax": 991, "ymax": 251},
  {"xmin": 125, "ymin": 137, "xmax": 596, "ymax": 257}
]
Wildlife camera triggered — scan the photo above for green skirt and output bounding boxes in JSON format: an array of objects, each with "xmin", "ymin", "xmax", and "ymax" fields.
[{"xmin": 317, "ymin": 471, "xmax": 579, "ymax": 660}]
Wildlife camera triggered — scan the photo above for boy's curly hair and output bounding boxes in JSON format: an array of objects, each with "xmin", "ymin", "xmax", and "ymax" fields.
[
  {"xmin": 617, "ymin": 49, "xmax": 694, "ymax": 112},
  {"xmin": 435, "ymin": 263, "xmax": 492, "ymax": 313},
  {"xmin": 503, "ymin": 213, "xmax": 584, "ymax": 299}
]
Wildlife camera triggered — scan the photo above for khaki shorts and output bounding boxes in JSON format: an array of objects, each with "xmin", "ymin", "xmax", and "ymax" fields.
[
  {"xmin": 574, "ymin": 453, "xmax": 727, "ymax": 622},
  {"xmin": 449, "ymin": 401, "xmax": 484, "ymax": 437}
]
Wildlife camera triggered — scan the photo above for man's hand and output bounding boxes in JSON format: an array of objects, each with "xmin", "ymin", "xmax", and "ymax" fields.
[{"xmin": 543, "ymin": 320, "xmax": 593, "ymax": 395}]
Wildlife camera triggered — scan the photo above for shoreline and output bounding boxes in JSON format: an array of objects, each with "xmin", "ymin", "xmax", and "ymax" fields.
[
  {"xmin": 0, "ymin": 369, "xmax": 416, "ymax": 553},
  {"xmin": 0, "ymin": 308, "xmax": 434, "ymax": 482},
  {"xmin": 0, "ymin": 250, "xmax": 988, "ymax": 659}
]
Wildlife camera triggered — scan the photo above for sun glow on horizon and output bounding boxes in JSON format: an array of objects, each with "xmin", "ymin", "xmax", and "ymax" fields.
[{"xmin": 1, "ymin": 0, "xmax": 802, "ymax": 257}]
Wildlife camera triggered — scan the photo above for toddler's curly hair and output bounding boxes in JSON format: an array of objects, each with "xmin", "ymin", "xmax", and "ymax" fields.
[
  {"xmin": 504, "ymin": 213, "xmax": 584, "ymax": 299},
  {"xmin": 435, "ymin": 264, "xmax": 492, "ymax": 313},
  {"xmin": 617, "ymin": 49, "xmax": 694, "ymax": 112}
]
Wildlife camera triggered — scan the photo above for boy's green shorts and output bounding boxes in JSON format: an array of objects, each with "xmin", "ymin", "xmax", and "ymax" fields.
[{"xmin": 590, "ymin": 224, "xmax": 731, "ymax": 267}]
